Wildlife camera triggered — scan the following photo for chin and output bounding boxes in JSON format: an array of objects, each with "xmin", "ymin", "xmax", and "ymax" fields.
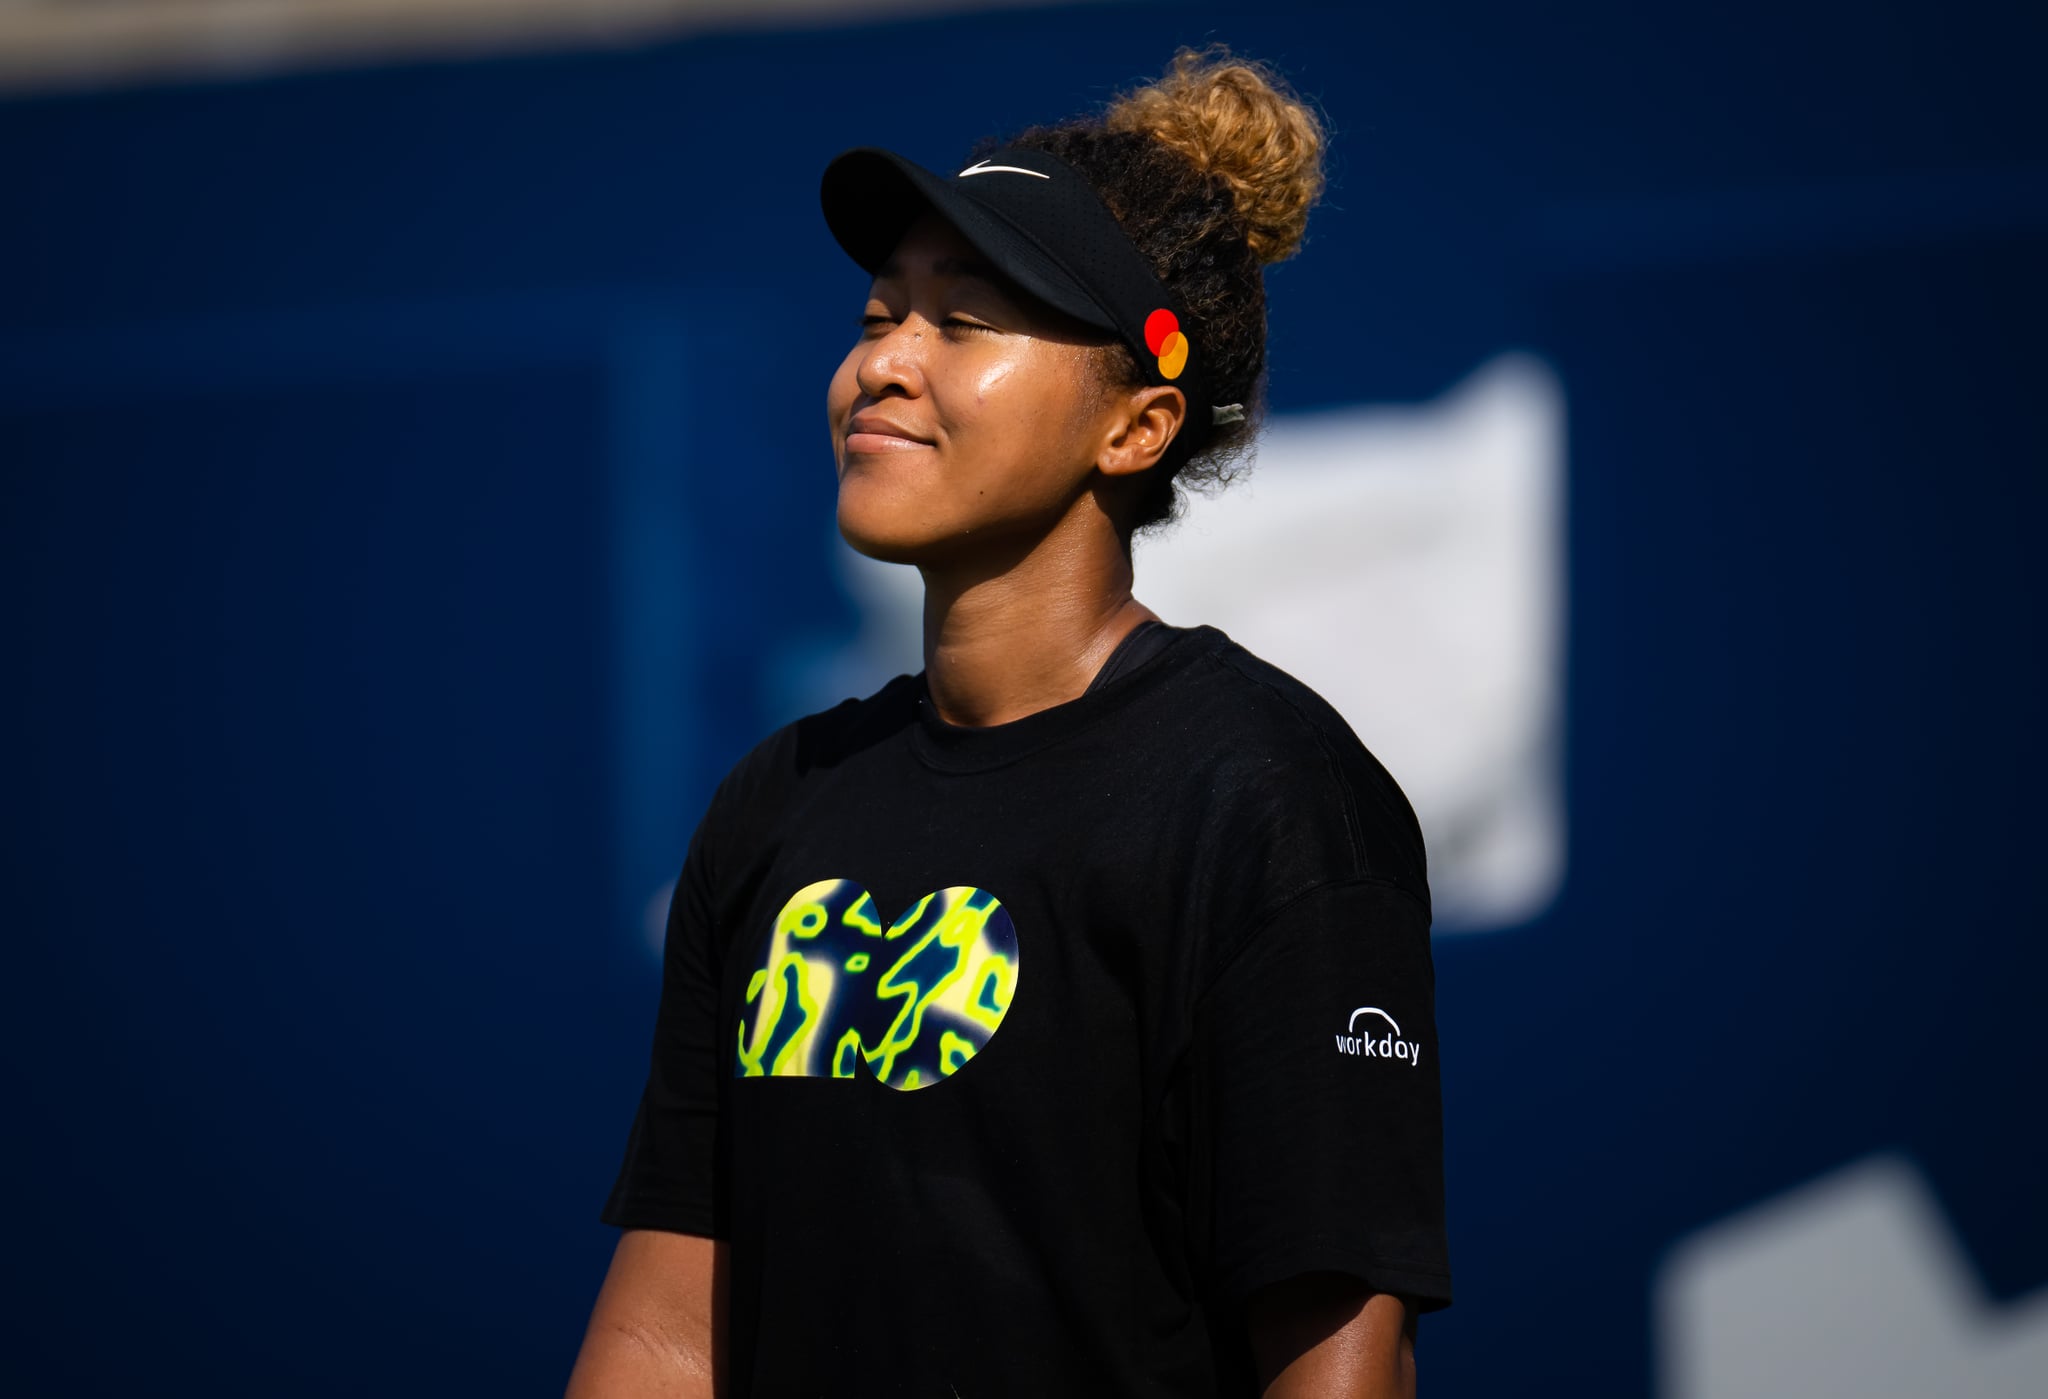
[
  {"xmin": 836, "ymin": 489, "xmax": 946, "ymax": 565},
  {"xmin": 836, "ymin": 468, "xmax": 1023, "ymax": 568}
]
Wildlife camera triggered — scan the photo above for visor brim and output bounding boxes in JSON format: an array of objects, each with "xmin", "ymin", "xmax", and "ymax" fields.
[{"xmin": 820, "ymin": 147, "xmax": 1121, "ymax": 336}]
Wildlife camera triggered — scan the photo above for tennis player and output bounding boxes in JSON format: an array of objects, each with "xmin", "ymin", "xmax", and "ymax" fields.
[{"xmin": 567, "ymin": 42, "xmax": 1452, "ymax": 1399}]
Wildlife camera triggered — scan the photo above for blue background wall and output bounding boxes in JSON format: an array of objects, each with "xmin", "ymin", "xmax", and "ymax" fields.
[{"xmin": 4, "ymin": 2, "xmax": 2042, "ymax": 1393}]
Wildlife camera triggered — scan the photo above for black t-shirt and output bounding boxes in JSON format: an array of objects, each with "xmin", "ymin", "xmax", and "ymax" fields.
[
  {"xmin": 600, "ymin": 621, "xmax": 1452, "ymax": 1397},
  {"xmin": 1083, "ymin": 615, "xmax": 1179, "ymax": 694}
]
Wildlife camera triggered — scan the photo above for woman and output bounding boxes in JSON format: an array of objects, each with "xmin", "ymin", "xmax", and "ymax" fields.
[{"xmin": 568, "ymin": 43, "xmax": 1452, "ymax": 1399}]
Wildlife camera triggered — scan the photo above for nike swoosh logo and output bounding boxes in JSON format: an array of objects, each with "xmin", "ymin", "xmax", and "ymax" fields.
[{"xmin": 956, "ymin": 158, "xmax": 1049, "ymax": 179}]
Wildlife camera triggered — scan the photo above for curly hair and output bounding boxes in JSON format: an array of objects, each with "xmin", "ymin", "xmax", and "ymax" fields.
[{"xmin": 965, "ymin": 42, "xmax": 1330, "ymax": 543}]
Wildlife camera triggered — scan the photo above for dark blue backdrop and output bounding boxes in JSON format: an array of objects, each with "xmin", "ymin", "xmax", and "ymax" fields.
[{"xmin": 4, "ymin": 3, "xmax": 2042, "ymax": 1393}]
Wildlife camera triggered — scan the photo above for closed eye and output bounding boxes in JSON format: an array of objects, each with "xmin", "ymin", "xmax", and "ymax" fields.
[{"xmin": 859, "ymin": 315, "xmax": 998, "ymax": 334}]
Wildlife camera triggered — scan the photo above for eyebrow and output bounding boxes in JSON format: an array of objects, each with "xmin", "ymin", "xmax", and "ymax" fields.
[{"xmin": 874, "ymin": 253, "xmax": 1006, "ymax": 284}]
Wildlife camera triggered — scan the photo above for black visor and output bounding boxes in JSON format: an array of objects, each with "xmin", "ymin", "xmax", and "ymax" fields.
[{"xmin": 820, "ymin": 143, "xmax": 1224, "ymax": 446}]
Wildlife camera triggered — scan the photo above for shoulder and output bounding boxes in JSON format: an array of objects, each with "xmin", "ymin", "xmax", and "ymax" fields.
[
  {"xmin": 1175, "ymin": 629, "xmax": 1430, "ymax": 917},
  {"xmin": 699, "ymin": 671, "xmax": 921, "ymax": 844}
]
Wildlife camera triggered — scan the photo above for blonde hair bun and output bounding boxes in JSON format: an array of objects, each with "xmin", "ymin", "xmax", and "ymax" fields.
[{"xmin": 1102, "ymin": 41, "xmax": 1330, "ymax": 267}]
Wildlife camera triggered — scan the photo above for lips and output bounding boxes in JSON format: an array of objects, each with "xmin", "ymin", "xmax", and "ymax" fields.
[{"xmin": 846, "ymin": 412, "xmax": 933, "ymax": 451}]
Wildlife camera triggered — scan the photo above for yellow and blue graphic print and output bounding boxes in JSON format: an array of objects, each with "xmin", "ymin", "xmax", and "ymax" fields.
[{"xmin": 735, "ymin": 879, "xmax": 1020, "ymax": 1092}]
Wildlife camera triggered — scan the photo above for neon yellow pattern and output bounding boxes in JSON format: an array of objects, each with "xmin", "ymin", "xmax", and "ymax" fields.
[{"xmin": 735, "ymin": 878, "xmax": 1020, "ymax": 1091}]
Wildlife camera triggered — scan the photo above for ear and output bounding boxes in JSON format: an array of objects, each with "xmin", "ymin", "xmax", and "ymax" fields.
[{"xmin": 1095, "ymin": 383, "xmax": 1188, "ymax": 479}]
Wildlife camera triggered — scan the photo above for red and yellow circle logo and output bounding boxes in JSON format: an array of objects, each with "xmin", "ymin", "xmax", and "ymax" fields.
[{"xmin": 1144, "ymin": 307, "xmax": 1189, "ymax": 380}]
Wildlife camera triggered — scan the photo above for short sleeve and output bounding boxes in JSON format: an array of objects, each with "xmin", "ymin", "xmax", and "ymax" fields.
[
  {"xmin": 1189, "ymin": 875, "xmax": 1452, "ymax": 1314},
  {"xmin": 598, "ymin": 805, "xmax": 727, "ymax": 1239}
]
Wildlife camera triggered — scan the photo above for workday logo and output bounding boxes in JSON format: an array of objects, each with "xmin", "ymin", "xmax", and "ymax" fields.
[{"xmin": 1336, "ymin": 1006, "xmax": 1423, "ymax": 1066}]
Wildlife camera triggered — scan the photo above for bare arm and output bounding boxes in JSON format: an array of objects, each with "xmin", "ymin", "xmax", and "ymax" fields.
[
  {"xmin": 1246, "ymin": 1273, "xmax": 1416, "ymax": 1399},
  {"xmin": 565, "ymin": 1229, "xmax": 728, "ymax": 1398}
]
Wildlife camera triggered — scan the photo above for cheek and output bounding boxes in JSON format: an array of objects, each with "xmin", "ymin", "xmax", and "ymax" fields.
[
  {"xmin": 826, "ymin": 351, "xmax": 862, "ymax": 417},
  {"xmin": 960, "ymin": 355, "xmax": 1081, "ymax": 459},
  {"xmin": 969, "ymin": 357, "xmax": 1018, "ymax": 406}
]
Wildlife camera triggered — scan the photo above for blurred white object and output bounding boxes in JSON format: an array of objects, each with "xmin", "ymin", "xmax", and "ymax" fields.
[
  {"xmin": 1134, "ymin": 352, "xmax": 1567, "ymax": 932},
  {"xmin": 780, "ymin": 351, "xmax": 1569, "ymax": 935},
  {"xmin": 0, "ymin": 0, "xmax": 1111, "ymax": 95},
  {"xmin": 1657, "ymin": 1153, "xmax": 2048, "ymax": 1399}
]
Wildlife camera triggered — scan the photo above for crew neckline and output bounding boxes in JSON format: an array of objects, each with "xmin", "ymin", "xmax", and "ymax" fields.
[
  {"xmin": 1083, "ymin": 617, "xmax": 1173, "ymax": 695},
  {"xmin": 909, "ymin": 623, "xmax": 1224, "ymax": 773}
]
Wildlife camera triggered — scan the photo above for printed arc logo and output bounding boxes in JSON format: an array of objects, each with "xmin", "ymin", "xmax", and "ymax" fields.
[
  {"xmin": 736, "ymin": 878, "xmax": 1020, "ymax": 1092},
  {"xmin": 1336, "ymin": 1006, "xmax": 1422, "ymax": 1066},
  {"xmin": 956, "ymin": 158, "xmax": 1048, "ymax": 179}
]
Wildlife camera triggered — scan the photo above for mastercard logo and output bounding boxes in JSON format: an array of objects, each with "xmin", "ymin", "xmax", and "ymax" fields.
[{"xmin": 1143, "ymin": 307, "xmax": 1189, "ymax": 380}]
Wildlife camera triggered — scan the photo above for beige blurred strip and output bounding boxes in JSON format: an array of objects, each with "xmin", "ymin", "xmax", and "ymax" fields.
[{"xmin": 0, "ymin": 0, "xmax": 1090, "ymax": 94}]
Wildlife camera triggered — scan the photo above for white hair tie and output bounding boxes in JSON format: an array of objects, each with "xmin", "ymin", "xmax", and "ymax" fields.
[{"xmin": 1210, "ymin": 402, "xmax": 1245, "ymax": 426}]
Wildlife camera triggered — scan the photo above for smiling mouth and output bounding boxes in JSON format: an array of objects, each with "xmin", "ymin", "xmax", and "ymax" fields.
[{"xmin": 845, "ymin": 431, "xmax": 933, "ymax": 453}]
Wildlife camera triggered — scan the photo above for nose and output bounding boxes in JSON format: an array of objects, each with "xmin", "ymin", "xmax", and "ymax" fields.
[{"xmin": 856, "ymin": 317, "xmax": 929, "ymax": 401}]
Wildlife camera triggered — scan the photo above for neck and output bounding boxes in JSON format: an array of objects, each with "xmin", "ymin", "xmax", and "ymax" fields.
[{"xmin": 917, "ymin": 503, "xmax": 1158, "ymax": 728}]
